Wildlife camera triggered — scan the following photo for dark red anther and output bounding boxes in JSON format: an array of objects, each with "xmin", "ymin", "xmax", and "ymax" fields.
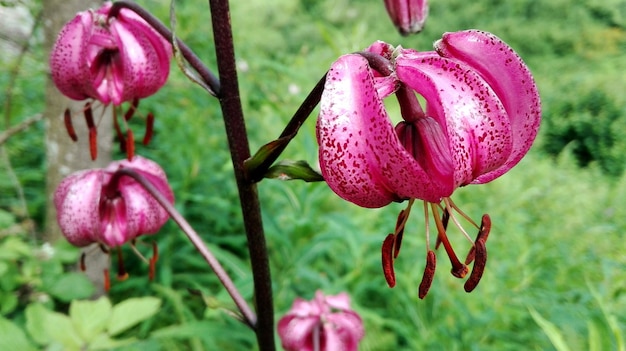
[
  {"xmin": 113, "ymin": 108, "xmax": 127, "ymax": 153},
  {"xmin": 465, "ymin": 214, "xmax": 492, "ymax": 264},
  {"xmin": 393, "ymin": 208, "xmax": 406, "ymax": 259},
  {"xmin": 84, "ymin": 102, "xmax": 95, "ymax": 128},
  {"xmin": 98, "ymin": 244, "xmax": 110, "ymax": 254},
  {"xmin": 124, "ymin": 98, "xmax": 139, "ymax": 121},
  {"xmin": 464, "ymin": 239, "xmax": 487, "ymax": 292},
  {"xmin": 126, "ymin": 129, "xmax": 135, "ymax": 160},
  {"xmin": 116, "ymin": 247, "xmax": 129, "ymax": 281},
  {"xmin": 79, "ymin": 253, "xmax": 86, "ymax": 271},
  {"xmin": 152, "ymin": 241, "xmax": 159, "ymax": 262},
  {"xmin": 84, "ymin": 102, "xmax": 98, "ymax": 160},
  {"xmin": 148, "ymin": 242, "xmax": 158, "ymax": 281},
  {"xmin": 418, "ymin": 250, "xmax": 437, "ymax": 299},
  {"xmin": 64, "ymin": 109, "xmax": 78, "ymax": 141},
  {"xmin": 104, "ymin": 269, "xmax": 111, "ymax": 292},
  {"xmin": 382, "ymin": 233, "xmax": 396, "ymax": 288},
  {"xmin": 88, "ymin": 127, "xmax": 98, "ymax": 160},
  {"xmin": 143, "ymin": 112, "xmax": 154, "ymax": 145}
]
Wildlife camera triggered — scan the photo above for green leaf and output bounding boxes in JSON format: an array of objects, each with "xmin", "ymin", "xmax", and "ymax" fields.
[
  {"xmin": 588, "ymin": 320, "xmax": 602, "ymax": 351},
  {"xmin": 45, "ymin": 311, "xmax": 84, "ymax": 350},
  {"xmin": 45, "ymin": 272, "xmax": 95, "ymax": 302},
  {"xmin": 528, "ymin": 307, "xmax": 572, "ymax": 351},
  {"xmin": 70, "ymin": 297, "xmax": 112, "ymax": 342},
  {"xmin": 244, "ymin": 137, "xmax": 291, "ymax": 175},
  {"xmin": 25, "ymin": 303, "xmax": 51, "ymax": 345},
  {"xmin": 0, "ymin": 291, "xmax": 18, "ymax": 315},
  {"xmin": 265, "ymin": 160, "xmax": 325, "ymax": 182},
  {"xmin": 0, "ymin": 316, "xmax": 37, "ymax": 351},
  {"xmin": 89, "ymin": 333, "xmax": 138, "ymax": 350},
  {"xmin": 107, "ymin": 297, "xmax": 162, "ymax": 337}
]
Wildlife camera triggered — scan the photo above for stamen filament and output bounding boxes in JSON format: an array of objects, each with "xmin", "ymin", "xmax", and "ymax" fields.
[
  {"xmin": 443, "ymin": 198, "xmax": 474, "ymax": 244},
  {"xmin": 423, "ymin": 201, "xmax": 431, "ymax": 250},
  {"xmin": 431, "ymin": 203, "xmax": 468, "ymax": 278},
  {"xmin": 446, "ymin": 197, "xmax": 480, "ymax": 229}
]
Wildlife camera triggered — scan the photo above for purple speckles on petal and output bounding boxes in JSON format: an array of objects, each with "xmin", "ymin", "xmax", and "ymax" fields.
[
  {"xmin": 49, "ymin": 1, "xmax": 171, "ymax": 106},
  {"xmin": 316, "ymin": 31, "xmax": 540, "ymax": 207},
  {"xmin": 54, "ymin": 156, "xmax": 174, "ymax": 248}
]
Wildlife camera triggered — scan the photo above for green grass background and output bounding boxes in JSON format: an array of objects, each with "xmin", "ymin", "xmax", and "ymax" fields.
[{"xmin": 1, "ymin": 0, "xmax": 625, "ymax": 349}]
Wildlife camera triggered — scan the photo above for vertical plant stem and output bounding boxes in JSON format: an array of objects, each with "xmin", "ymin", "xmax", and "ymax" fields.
[{"xmin": 207, "ymin": 0, "xmax": 275, "ymax": 349}]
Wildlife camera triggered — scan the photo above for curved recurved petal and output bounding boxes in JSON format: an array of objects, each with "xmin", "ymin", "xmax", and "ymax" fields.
[
  {"xmin": 106, "ymin": 156, "xmax": 174, "ymax": 241},
  {"xmin": 49, "ymin": 11, "xmax": 95, "ymax": 101},
  {"xmin": 54, "ymin": 170, "xmax": 105, "ymax": 247},
  {"xmin": 434, "ymin": 30, "xmax": 541, "ymax": 183},
  {"xmin": 110, "ymin": 10, "xmax": 171, "ymax": 105},
  {"xmin": 396, "ymin": 50, "xmax": 513, "ymax": 187},
  {"xmin": 317, "ymin": 54, "xmax": 445, "ymax": 207}
]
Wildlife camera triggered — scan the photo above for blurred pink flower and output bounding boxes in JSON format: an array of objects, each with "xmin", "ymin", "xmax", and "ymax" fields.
[
  {"xmin": 50, "ymin": 1, "xmax": 171, "ymax": 106},
  {"xmin": 54, "ymin": 156, "xmax": 174, "ymax": 248},
  {"xmin": 278, "ymin": 291, "xmax": 364, "ymax": 351},
  {"xmin": 316, "ymin": 30, "xmax": 541, "ymax": 297},
  {"xmin": 383, "ymin": 0, "xmax": 428, "ymax": 35}
]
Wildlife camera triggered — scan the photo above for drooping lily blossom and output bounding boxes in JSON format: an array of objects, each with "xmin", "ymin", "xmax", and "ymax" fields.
[
  {"xmin": 317, "ymin": 30, "xmax": 541, "ymax": 297},
  {"xmin": 50, "ymin": 1, "xmax": 171, "ymax": 160},
  {"xmin": 278, "ymin": 291, "xmax": 364, "ymax": 351},
  {"xmin": 383, "ymin": 0, "xmax": 429, "ymax": 36},
  {"xmin": 54, "ymin": 156, "xmax": 174, "ymax": 288}
]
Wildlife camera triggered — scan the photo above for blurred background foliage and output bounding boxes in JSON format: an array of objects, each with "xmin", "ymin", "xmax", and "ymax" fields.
[{"xmin": 1, "ymin": 0, "xmax": 625, "ymax": 349}]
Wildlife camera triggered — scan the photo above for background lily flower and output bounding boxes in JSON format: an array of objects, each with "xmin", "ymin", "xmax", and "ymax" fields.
[
  {"xmin": 49, "ymin": 1, "xmax": 171, "ymax": 105},
  {"xmin": 54, "ymin": 156, "xmax": 174, "ymax": 248},
  {"xmin": 278, "ymin": 291, "xmax": 364, "ymax": 351},
  {"xmin": 383, "ymin": 0, "xmax": 429, "ymax": 36}
]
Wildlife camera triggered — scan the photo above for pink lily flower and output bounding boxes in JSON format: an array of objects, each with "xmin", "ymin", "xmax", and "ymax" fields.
[
  {"xmin": 317, "ymin": 30, "xmax": 541, "ymax": 297},
  {"xmin": 50, "ymin": 1, "xmax": 171, "ymax": 106},
  {"xmin": 54, "ymin": 156, "xmax": 174, "ymax": 248},
  {"xmin": 383, "ymin": 0, "xmax": 429, "ymax": 36},
  {"xmin": 49, "ymin": 2, "xmax": 171, "ymax": 160},
  {"xmin": 278, "ymin": 291, "xmax": 364, "ymax": 351}
]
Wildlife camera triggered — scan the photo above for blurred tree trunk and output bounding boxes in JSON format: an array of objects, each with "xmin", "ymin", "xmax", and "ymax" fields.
[{"xmin": 43, "ymin": 0, "xmax": 112, "ymax": 296}]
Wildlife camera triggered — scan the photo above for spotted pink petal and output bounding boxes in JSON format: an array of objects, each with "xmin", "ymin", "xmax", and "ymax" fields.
[
  {"xmin": 434, "ymin": 30, "xmax": 541, "ymax": 184},
  {"xmin": 54, "ymin": 169, "xmax": 104, "ymax": 247},
  {"xmin": 277, "ymin": 314, "xmax": 320, "ymax": 351},
  {"xmin": 317, "ymin": 54, "xmax": 450, "ymax": 207},
  {"xmin": 395, "ymin": 50, "xmax": 513, "ymax": 187},
  {"xmin": 54, "ymin": 156, "xmax": 174, "ymax": 248},
  {"xmin": 49, "ymin": 2, "xmax": 171, "ymax": 106},
  {"xmin": 325, "ymin": 311, "xmax": 364, "ymax": 351},
  {"xmin": 49, "ymin": 11, "xmax": 96, "ymax": 101},
  {"xmin": 106, "ymin": 8, "xmax": 171, "ymax": 105},
  {"xmin": 101, "ymin": 156, "xmax": 174, "ymax": 246}
]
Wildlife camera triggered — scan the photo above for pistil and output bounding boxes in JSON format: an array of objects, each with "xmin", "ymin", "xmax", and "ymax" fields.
[{"xmin": 430, "ymin": 203, "xmax": 468, "ymax": 278}]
